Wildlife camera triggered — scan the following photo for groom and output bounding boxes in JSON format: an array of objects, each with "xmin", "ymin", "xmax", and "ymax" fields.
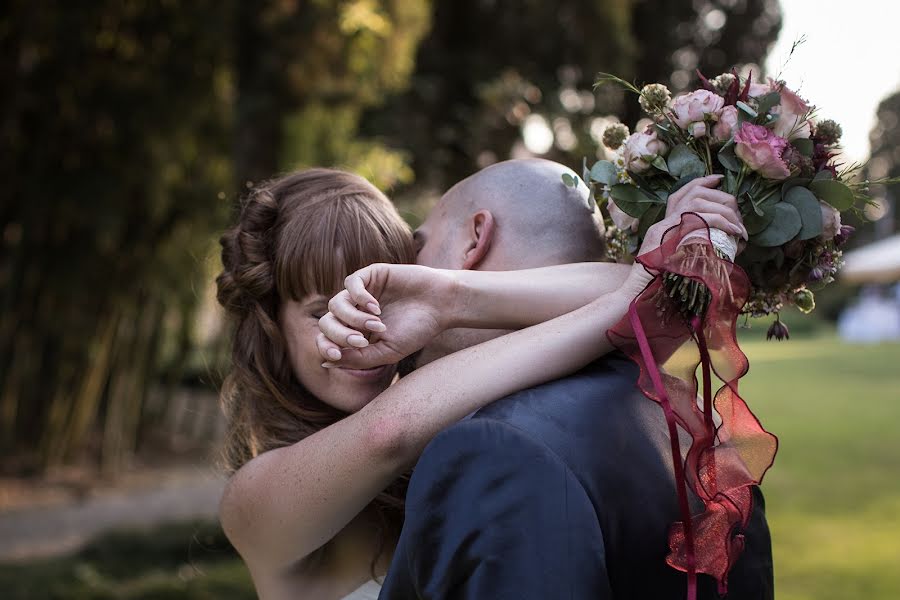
[{"xmin": 390, "ymin": 159, "xmax": 773, "ymax": 598}]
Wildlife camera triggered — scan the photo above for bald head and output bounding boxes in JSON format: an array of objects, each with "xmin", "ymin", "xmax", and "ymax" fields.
[
  {"xmin": 412, "ymin": 159, "xmax": 607, "ymax": 366},
  {"xmin": 422, "ymin": 159, "xmax": 605, "ymax": 270}
]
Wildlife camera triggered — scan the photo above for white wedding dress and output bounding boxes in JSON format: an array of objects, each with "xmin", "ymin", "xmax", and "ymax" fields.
[{"xmin": 341, "ymin": 579, "xmax": 382, "ymax": 600}]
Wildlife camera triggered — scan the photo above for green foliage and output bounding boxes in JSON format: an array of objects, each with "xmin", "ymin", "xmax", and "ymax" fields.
[
  {"xmin": 667, "ymin": 144, "xmax": 707, "ymax": 179},
  {"xmin": 783, "ymin": 187, "xmax": 824, "ymax": 240},
  {"xmin": 810, "ymin": 179, "xmax": 855, "ymax": 211},
  {"xmin": 749, "ymin": 202, "xmax": 802, "ymax": 247},
  {"xmin": 0, "ymin": 0, "xmax": 429, "ymax": 473},
  {"xmin": 609, "ymin": 183, "xmax": 663, "ymax": 218}
]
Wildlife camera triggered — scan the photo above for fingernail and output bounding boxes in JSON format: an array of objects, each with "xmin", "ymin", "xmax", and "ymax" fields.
[
  {"xmin": 326, "ymin": 348, "xmax": 342, "ymax": 361},
  {"xmin": 347, "ymin": 334, "xmax": 369, "ymax": 348},
  {"xmin": 321, "ymin": 362, "xmax": 336, "ymax": 369},
  {"xmin": 367, "ymin": 302, "xmax": 381, "ymax": 316},
  {"xmin": 365, "ymin": 320, "xmax": 386, "ymax": 333}
]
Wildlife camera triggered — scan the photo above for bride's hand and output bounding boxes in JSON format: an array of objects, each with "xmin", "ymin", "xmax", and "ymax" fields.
[{"xmin": 316, "ymin": 264, "xmax": 458, "ymax": 369}]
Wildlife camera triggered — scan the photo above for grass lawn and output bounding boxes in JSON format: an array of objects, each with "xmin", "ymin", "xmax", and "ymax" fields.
[
  {"xmin": 3, "ymin": 332, "xmax": 897, "ymax": 599},
  {"xmin": 739, "ymin": 332, "xmax": 900, "ymax": 600}
]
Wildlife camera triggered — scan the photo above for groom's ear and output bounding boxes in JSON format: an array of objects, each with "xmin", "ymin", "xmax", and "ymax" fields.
[{"xmin": 461, "ymin": 210, "xmax": 495, "ymax": 270}]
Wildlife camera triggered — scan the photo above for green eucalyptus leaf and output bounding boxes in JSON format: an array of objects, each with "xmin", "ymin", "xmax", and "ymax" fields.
[
  {"xmin": 743, "ymin": 203, "xmax": 776, "ymax": 235},
  {"xmin": 810, "ymin": 179, "xmax": 855, "ymax": 210},
  {"xmin": 813, "ymin": 169, "xmax": 833, "ymax": 181},
  {"xmin": 589, "ymin": 160, "xmax": 619, "ymax": 186},
  {"xmin": 667, "ymin": 144, "xmax": 706, "ymax": 179},
  {"xmin": 755, "ymin": 92, "xmax": 781, "ymax": 116},
  {"xmin": 781, "ymin": 177, "xmax": 812, "ymax": 198},
  {"xmin": 792, "ymin": 138, "xmax": 814, "ymax": 157},
  {"xmin": 650, "ymin": 155, "xmax": 669, "ymax": 173},
  {"xmin": 749, "ymin": 202, "xmax": 802, "ymax": 247},
  {"xmin": 562, "ymin": 173, "xmax": 577, "ymax": 188},
  {"xmin": 725, "ymin": 169, "xmax": 738, "ymax": 195},
  {"xmin": 718, "ymin": 145, "xmax": 742, "ymax": 172},
  {"xmin": 609, "ymin": 184, "xmax": 661, "ymax": 218},
  {"xmin": 637, "ymin": 204, "xmax": 666, "ymax": 239},
  {"xmin": 784, "ymin": 186, "xmax": 823, "ymax": 240}
]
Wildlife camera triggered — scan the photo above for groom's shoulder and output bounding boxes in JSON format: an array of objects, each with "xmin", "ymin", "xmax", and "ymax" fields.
[{"xmin": 472, "ymin": 352, "xmax": 645, "ymax": 426}]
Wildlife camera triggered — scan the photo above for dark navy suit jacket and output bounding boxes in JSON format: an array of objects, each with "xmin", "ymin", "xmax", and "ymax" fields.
[{"xmin": 379, "ymin": 354, "xmax": 773, "ymax": 599}]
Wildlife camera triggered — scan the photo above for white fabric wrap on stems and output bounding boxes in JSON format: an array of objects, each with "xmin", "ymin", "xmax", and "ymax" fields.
[{"xmin": 678, "ymin": 227, "xmax": 738, "ymax": 261}]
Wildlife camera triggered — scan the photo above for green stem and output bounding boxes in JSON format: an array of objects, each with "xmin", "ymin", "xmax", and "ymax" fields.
[{"xmin": 704, "ymin": 139, "xmax": 714, "ymax": 175}]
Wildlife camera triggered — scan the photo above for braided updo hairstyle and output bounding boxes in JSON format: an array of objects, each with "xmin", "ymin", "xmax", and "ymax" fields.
[{"xmin": 215, "ymin": 168, "xmax": 416, "ymax": 564}]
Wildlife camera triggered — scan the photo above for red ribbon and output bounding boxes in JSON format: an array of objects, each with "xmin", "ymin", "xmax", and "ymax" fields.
[{"xmin": 608, "ymin": 214, "xmax": 778, "ymax": 595}]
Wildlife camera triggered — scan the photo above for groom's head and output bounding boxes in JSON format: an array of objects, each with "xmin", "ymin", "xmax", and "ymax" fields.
[{"xmin": 414, "ymin": 158, "xmax": 605, "ymax": 365}]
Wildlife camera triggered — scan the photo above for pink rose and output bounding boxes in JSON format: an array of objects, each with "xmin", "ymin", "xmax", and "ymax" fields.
[
  {"xmin": 670, "ymin": 90, "xmax": 725, "ymax": 129},
  {"xmin": 713, "ymin": 105, "xmax": 739, "ymax": 142},
  {"xmin": 621, "ymin": 129, "xmax": 667, "ymax": 173},
  {"xmin": 747, "ymin": 81, "xmax": 772, "ymax": 98},
  {"xmin": 819, "ymin": 201, "xmax": 842, "ymax": 240},
  {"xmin": 734, "ymin": 122, "xmax": 791, "ymax": 179},
  {"xmin": 688, "ymin": 121, "xmax": 708, "ymax": 138},
  {"xmin": 771, "ymin": 82, "xmax": 812, "ymax": 140},
  {"xmin": 607, "ymin": 198, "xmax": 639, "ymax": 232}
]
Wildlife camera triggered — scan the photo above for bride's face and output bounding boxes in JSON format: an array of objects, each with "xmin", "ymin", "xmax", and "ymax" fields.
[{"xmin": 280, "ymin": 295, "xmax": 397, "ymax": 413}]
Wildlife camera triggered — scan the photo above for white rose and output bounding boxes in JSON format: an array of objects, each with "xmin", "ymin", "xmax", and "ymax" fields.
[
  {"xmin": 621, "ymin": 129, "xmax": 668, "ymax": 173},
  {"xmin": 819, "ymin": 201, "xmax": 842, "ymax": 240}
]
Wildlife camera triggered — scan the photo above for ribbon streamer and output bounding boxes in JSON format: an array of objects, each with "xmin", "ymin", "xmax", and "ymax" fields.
[{"xmin": 608, "ymin": 213, "xmax": 778, "ymax": 596}]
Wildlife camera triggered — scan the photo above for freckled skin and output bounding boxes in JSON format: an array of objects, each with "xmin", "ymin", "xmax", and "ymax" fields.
[{"xmin": 280, "ymin": 297, "xmax": 396, "ymax": 414}]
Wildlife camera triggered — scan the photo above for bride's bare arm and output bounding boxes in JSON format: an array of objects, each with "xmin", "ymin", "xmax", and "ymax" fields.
[{"xmin": 220, "ymin": 262, "xmax": 649, "ymax": 573}]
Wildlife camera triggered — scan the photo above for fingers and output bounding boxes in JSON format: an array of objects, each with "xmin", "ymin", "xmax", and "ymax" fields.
[
  {"xmin": 682, "ymin": 212, "xmax": 746, "ymax": 239},
  {"xmin": 344, "ymin": 270, "xmax": 381, "ymax": 315},
  {"xmin": 316, "ymin": 332, "xmax": 343, "ymax": 362},
  {"xmin": 321, "ymin": 345, "xmax": 392, "ymax": 370},
  {"xmin": 328, "ymin": 290, "xmax": 386, "ymax": 333},
  {"xmin": 669, "ymin": 174, "xmax": 724, "ymax": 207},
  {"xmin": 685, "ymin": 187, "xmax": 740, "ymax": 214},
  {"xmin": 319, "ymin": 312, "xmax": 370, "ymax": 349},
  {"xmin": 673, "ymin": 198, "xmax": 747, "ymax": 240}
]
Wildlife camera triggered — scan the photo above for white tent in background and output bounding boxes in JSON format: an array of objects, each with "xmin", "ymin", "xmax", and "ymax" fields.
[
  {"xmin": 840, "ymin": 234, "xmax": 900, "ymax": 284},
  {"xmin": 837, "ymin": 234, "xmax": 900, "ymax": 343}
]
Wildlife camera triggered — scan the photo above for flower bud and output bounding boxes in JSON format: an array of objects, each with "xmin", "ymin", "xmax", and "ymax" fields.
[
  {"xmin": 834, "ymin": 224, "xmax": 855, "ymax": 246},
  {"xmin": 639, "ymin": 83, "xmax": 672, "ymax": 113},
  {"xmin": 815, "ymin": 119, "xmax": 843, "ymax": 146},
  {"xmin": 710, "ymin": 73, "xmax": 737, "ymax": 95},
  {"xmin": 602, "ymin": 123, "xmax": 630, "ymax": 150},
  {"xmin": 766, "ymin": 319, "xmax": 790, "ymax": 341},
  {"xmin": 793, "ymin": 288, "xmax": 816, "ymax": 314}
]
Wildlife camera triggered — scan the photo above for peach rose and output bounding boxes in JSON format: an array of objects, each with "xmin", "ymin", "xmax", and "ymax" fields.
[
  {"xmin": 713, "ymin": 105, "xmax": 739, "ymax": 142},
  {"xmin": 670, "ymin": 89, "xmax": 725, "ymax": 129}
]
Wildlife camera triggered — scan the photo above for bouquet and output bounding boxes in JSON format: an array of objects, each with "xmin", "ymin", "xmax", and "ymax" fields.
[
  {"xmin": 565, "ymin": 69, "xmax": 881, "ymax": 339},
  {"xmin": 561, "ymin": 68, "xmax": 898, "ymax": 599}
]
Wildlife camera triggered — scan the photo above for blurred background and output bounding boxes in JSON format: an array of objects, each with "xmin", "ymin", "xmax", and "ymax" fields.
[{"xmin": 1, "ymin": 1, "xmax": 898, "ymax": 598}]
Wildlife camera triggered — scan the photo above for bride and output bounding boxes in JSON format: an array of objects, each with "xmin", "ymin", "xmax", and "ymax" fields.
[{"xmin": 214, "ymin": 167, "xmax": 742, "ymax": 599}]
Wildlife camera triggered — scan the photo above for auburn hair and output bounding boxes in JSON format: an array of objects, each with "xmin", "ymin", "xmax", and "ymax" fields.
[{"xmin": 215, "ymin": 168, "xmax": 416, "ymax": 566}]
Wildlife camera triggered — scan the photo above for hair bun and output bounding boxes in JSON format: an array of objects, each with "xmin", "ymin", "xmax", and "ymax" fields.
[{"xmin": 216, "ymin": 187, "xmax": 280, "ymax": 314}]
